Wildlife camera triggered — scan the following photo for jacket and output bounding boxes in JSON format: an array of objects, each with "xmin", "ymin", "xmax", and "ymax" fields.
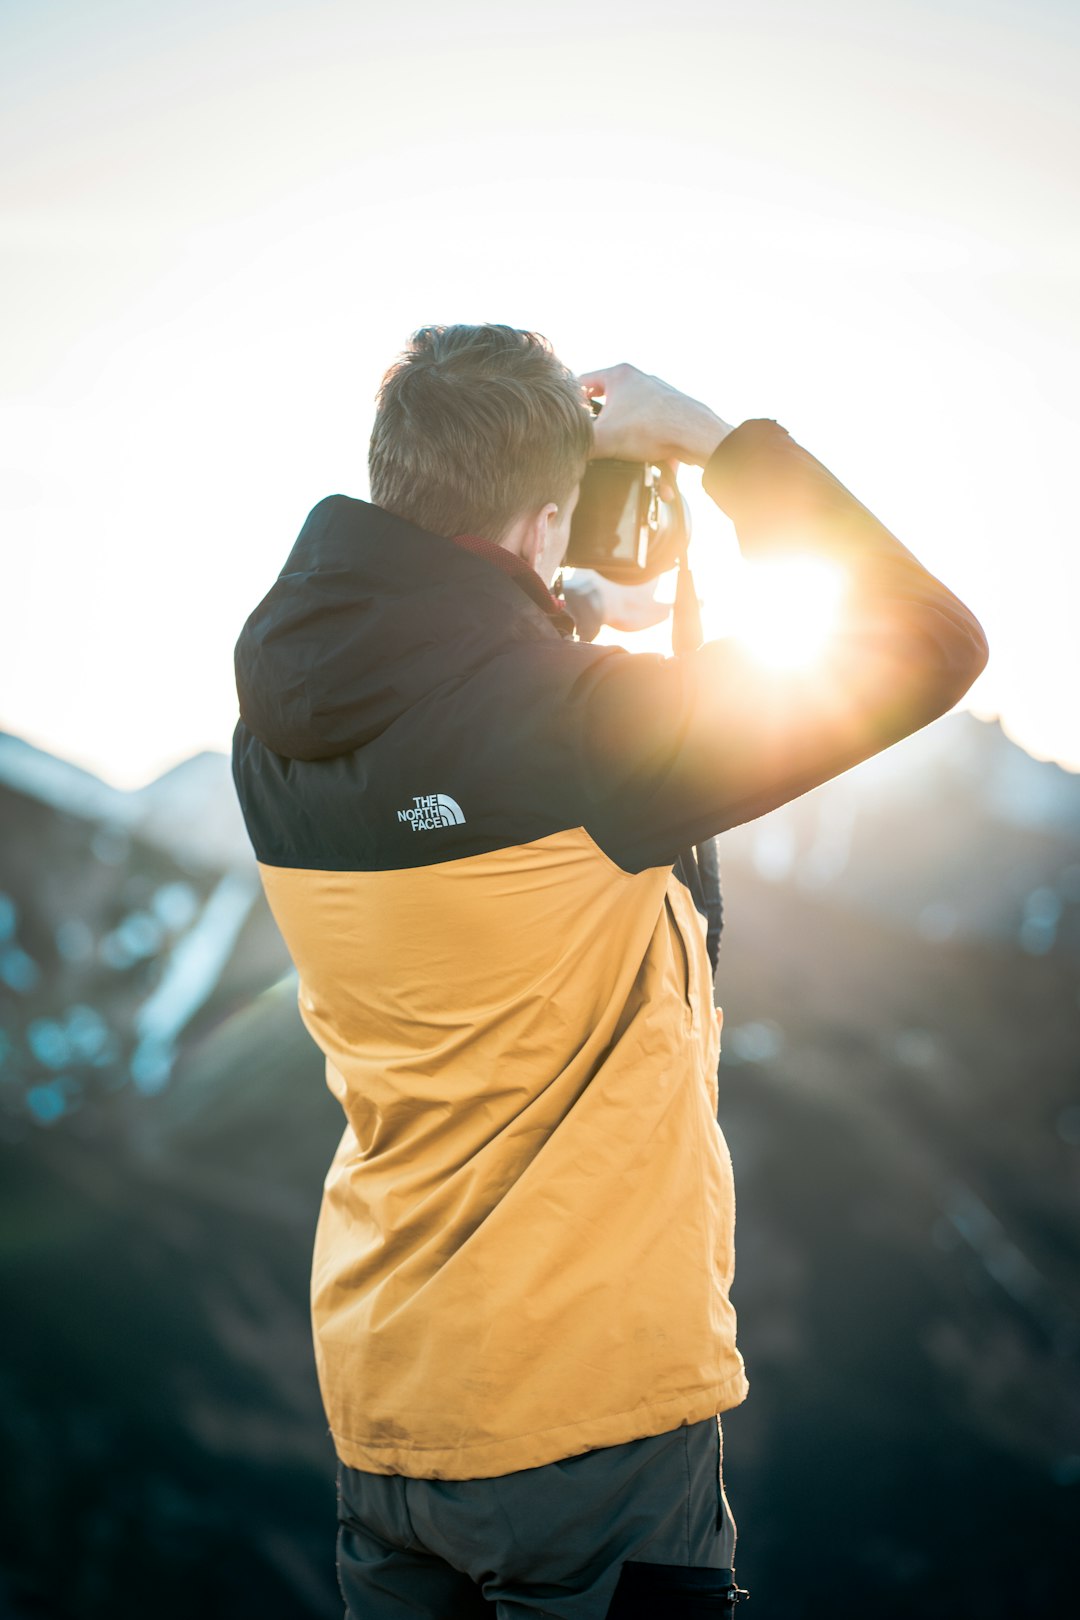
[{"xmin": 232, "ymin": 419, "xmax": 988, "ymax": 1479}]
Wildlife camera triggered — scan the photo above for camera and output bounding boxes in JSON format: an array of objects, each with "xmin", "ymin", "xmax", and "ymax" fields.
[
  {"xmin": 563, "ymin": 401, "xmax": 700, "ymax": 653},
  {"xmin": 565, "ymin": 396, "xmax": 690, "ymax": 583},
  {"xmin": 565, "ymin": 460, "xmax": 690, "ymax": 583}
]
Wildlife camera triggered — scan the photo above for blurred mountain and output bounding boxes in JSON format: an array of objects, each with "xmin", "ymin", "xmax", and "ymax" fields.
[
  {"xmin": 720, "ymin": 712, "xmax": 1080, "ymax": 954},
  {"xmin": 129, "ymin": 750, "xmax": 251, "ymax": 872},
  {"xmin": 0, "ymin": 736, "xmax": 289, "ymax": 1130},
  {"xmin": 0, "ymin": 735, "xmax": 249, "ymax": 872},
  {"xmin": 1, "ymin": 715, "xmax": 1078, "ymax": 1617}
]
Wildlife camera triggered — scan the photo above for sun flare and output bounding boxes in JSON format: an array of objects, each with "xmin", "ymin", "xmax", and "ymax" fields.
[{"xmin": 731, "ymin": 556, "xmax": 847, "ymax": 673}]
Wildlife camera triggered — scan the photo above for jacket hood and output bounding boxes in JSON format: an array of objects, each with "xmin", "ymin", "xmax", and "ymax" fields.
[{"xmin": 234, "ymin": 496, "xmax": 561, "ymax": 762}]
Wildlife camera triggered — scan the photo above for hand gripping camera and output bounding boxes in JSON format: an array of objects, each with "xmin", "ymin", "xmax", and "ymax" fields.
[{"xmin": 564, "ymin": 447, "xmax": 701, "ymax": 655}]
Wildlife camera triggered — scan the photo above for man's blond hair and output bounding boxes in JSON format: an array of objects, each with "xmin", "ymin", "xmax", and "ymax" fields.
[{"xmin": 368, "ymin": 325, "xmax": 594, "ymax": 543}]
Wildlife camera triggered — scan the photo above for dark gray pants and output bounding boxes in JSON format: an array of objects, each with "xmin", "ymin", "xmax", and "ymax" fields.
[{"xmin": 337, "ymin": 1416, "xmax": 739, "ymax": 1619}]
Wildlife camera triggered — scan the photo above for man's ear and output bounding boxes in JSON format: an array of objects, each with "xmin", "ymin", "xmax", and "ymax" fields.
[{"xmin": 522, "ymin": 503, "xmax": 559, "ymax": 574}]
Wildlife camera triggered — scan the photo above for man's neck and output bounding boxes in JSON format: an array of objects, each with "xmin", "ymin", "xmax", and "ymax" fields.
[{"xmin": 449, "ymin": 534, "xmax": 574, "ymax": 636}]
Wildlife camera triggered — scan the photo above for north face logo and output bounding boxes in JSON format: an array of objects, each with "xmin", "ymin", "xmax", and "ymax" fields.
[{"xmin": 396, "ymin": 793, "xmax": 466, "ymax": 831}]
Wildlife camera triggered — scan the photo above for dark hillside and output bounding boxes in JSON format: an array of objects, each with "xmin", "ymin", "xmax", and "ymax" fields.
[
  {"xmin": 713, "ymin": 863, "xmax": 1079, "ymax": 1619},
  {"xmin": 1, "ymin": 715, "xmax": 1077, "ymax": 1617}
]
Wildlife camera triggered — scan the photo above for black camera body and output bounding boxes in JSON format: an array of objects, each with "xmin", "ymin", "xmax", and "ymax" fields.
[{"xmin": 565, "ymin": 459, "xmax": 690, "ymax": 583}]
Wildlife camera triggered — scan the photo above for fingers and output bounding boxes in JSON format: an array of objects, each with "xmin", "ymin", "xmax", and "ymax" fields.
[
  {"xmin": 577, "ymin": 368, "xmax": 617, "ymax": 403},
  {"xmin": 616, "ymin": 596, "xmax": 673, "ymax": 632},
  {"xmin": 579, "ymin": 362, "xmax": 728, "ymax": 468},
  {"xmin": 577, "ymin": 363, "xmax": 638, "ymax": 397},
  {"xmin": 578, "ymin": 366, "xmax": 645, "ymax": 459},
  {"xmin": 602, "ymin": 578, "xmax": 673, "ymax": 633}
]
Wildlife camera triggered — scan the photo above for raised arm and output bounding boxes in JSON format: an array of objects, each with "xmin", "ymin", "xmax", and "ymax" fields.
[{"xmin": 573, "ymin": 366, "xmax": 989, "ymax": 872}]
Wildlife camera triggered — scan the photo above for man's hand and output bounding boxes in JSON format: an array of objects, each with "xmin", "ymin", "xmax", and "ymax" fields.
[
  {"xmin": 564, "ymin": 571, "xmax": 672, "ymax": 639},
  {"xmin": 578, "ymin": 364, "xmax": 733, "ymax": 471}
]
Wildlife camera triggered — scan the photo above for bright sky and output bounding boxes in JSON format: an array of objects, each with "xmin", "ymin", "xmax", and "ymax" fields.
[{"xmin": 3, "ymin": 0, "xmax": 1078, "ymax": 786}]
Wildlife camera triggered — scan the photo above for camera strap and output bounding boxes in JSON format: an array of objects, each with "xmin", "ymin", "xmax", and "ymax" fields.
[{"xmin": 672, "ymin": 547, "xmax": 703, "ymax": 657}]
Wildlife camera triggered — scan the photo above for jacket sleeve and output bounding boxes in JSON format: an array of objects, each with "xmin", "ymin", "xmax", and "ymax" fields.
[{"xmin": 574, "ymin": 418, "xmax": 989, "ymax": 873}]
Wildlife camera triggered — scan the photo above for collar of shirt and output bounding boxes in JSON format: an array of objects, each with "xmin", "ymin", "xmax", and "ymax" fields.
[{"xmin": 450, "ymin": 534, "xmax": 576, "ymax": 638}]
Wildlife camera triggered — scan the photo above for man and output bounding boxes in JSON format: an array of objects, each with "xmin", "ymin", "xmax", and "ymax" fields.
[{"xmin": 232, "ymin": 325, "xmax": 988, "ymax": 1618}]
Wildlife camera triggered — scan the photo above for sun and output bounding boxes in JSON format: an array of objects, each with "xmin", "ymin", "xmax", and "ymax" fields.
[{"xmin": 733, "ymin": 556, "xmax": 847, "ymax": 672}]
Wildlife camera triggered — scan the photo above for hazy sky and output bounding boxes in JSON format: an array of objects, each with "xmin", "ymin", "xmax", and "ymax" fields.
[{"xmin": 4, "ymin": 0, "xmax": 1078, "ymax": 786}]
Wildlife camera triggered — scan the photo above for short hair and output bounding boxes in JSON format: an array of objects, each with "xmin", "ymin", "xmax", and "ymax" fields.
[{"xmin": 368, "ymin": 324, "xmax": 594, "ymax": 542}]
